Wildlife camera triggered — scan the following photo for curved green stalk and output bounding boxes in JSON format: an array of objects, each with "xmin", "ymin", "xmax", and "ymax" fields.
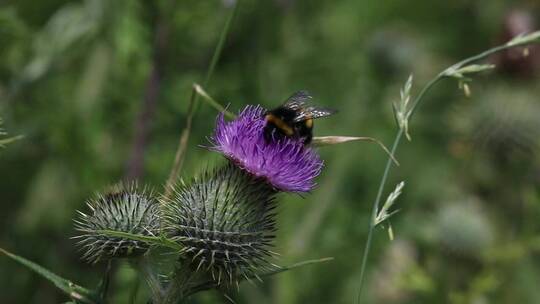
[{"xmin": 355, "ymin": 32, "xmax": 540, "ymax": 303}]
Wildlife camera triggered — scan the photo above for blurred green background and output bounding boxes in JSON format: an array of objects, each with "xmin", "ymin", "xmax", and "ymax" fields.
[{"xmin": 1, "ymin": 0, "xmax": 540, "ymax": 303}]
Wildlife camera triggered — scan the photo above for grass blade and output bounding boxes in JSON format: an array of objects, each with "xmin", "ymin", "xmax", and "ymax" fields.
[
  {"xmin": 312, "ymin": 136, "xmax": 399, "ymax": 166},
  {"xmin": 0, "ymin": 247, "xmax": 98, "ymax": 304},
  {"xmin": 164, "ymin": 2, "xmax": 239, "ymax": 198},
  {"xmin": 0, "ymin": 135, "xmax": 24, "ymax": 148},
  {"xmin": 186, "ymin": 257, "xmax": 334, "ymax": 296},
  {"xmin": 355, "ymin": 31, "xmax": 540, "ymax": 304},
  {"xmin": 94, "ymin": 230, "xmax": 183, "ymax": 251}
]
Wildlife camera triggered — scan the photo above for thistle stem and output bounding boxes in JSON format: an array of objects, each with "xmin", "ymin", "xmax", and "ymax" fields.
[{"xmin": 355, "ymin": 35, "xmax": 540, "ymax": 303}]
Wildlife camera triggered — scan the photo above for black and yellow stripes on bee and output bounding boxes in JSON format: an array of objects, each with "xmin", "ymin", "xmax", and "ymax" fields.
[
  {"xmin": 265, "ymin": 114, "xmax": 294, "ymax": 136},
  {"xmin": 304, "ymin": 118, "xmax": 313, "ymax": 129},
  {"xmin": 263, "ymin": 90, "xmax": 336, "ymax": 145}
]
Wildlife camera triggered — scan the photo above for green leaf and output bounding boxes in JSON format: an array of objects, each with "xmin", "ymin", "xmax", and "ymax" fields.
[
  {"xmin": 0, "ymin": 135, "xmax": 24, "ymax": 148},
  {"xmin": 261, "ymin": 257, "xmax": 334, "ymax": 277},
  {"xmin": 194, "ymin": 83, "xmax": 235, "ymax": 119},
  {"xmin": 185, "ymin": 257, "xmax": 334, "ymax": 296},
  {"xmin": 443, "ymin": 63, "xmax": 496, "ymax": 79},
  {"xmin": 506, "ymin": 30, "xmax": 540, "ymax": 47},
  {"xmin": 0, "ymin": 247, "xmax": 99, "ymax": 304},
  {"xmin": 95, "ymin": 230, "xmax": 183, "ymax": 251},
  {"xmin": 0, "ymin": 118, "xmax": 23, "ymax": 148}
]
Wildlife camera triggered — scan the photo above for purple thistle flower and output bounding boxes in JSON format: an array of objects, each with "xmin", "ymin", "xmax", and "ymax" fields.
[{"xmin": 210, "ymin": 105, "xmax": 323, "ymax": 193}]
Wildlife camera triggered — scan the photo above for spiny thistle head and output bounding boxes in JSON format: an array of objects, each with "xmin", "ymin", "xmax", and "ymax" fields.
[
  {"xmin": 74, "ymin": 184, "xmax": 160, "ymax": 264},
  {"xmin": 451, "ymin": 87, "xmax": 540, "ymax": 159},
  {"xmin": 162, "ymin": 163, "xmax": 278, "ymax": 285},
  {"xmin": 435, "ymin": 200, "xmax": 494, "ymax": 258},
  {"xmin": 210, "ymin": 105, "xmax": 323, "ymax": 193}
]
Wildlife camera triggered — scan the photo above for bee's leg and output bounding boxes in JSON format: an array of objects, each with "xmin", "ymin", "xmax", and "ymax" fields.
[
  {"xmin": 295, "ymin": 122, "xmax": 313, "ymax": 145},
  {"xmin": 304, "ymin": 132, "xmax": 313, "ymax": 145},
  {"xmin": 263, "ymin": 124, "xmax": 276, "ymax": 143}
]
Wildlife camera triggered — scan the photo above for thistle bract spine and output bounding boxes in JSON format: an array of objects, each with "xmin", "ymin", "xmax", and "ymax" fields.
[
  {"xmin": 162, "ymin": 163, "xmax": 278, "ymax": 285},
  {"xmin": 74, "ymin": 184, "xmax": 160, "ymax": 263}
]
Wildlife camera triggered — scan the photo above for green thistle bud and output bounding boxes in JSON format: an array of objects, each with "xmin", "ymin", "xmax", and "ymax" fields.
[
  {"xmin": 435, "ymin": 200, "xmax": 494, "ymax": 258},
  {"xmin": 162, "ymin": 163, "xmax": 278, "ymax": 285},
  {"xmin": 74, "ymin": 184, "xmax": 160, "ymax": 264},
  {"xmin": 451, "ymin": 87, "xmax": 540, "ymax": 159}
]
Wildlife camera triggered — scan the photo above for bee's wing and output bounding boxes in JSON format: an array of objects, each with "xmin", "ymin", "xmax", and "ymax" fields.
[
  {"xmin": 292, "ymin": 106, "xmax": 337, "ymax": 122},
  {"xmin": 282, "ymin": 90, "xmax": 313, "ymax": 110}
]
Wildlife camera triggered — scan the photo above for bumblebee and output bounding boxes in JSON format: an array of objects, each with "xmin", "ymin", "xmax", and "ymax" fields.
[{"xmin": 264, "ymin": 90, "xmax": 336, "ymax": 144}]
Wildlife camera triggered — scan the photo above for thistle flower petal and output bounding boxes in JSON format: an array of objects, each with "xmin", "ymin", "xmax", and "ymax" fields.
[
  {"xmin": 74, "ymin": 184, "xmax": 160, "ymax": 264},
  {"xmin": 210, "ymin": 105, "xmax": 323, "ymax": 193}
]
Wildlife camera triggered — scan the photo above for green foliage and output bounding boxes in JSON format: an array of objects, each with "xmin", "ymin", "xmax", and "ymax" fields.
[
  {"xmin": 0, "ymin": 117, "xmax": 23, "ymax": 148},
  {"xmin": 0, "ymin": 247, "xmax": 99, "ymax": 304},
  {"xmin": 1, "ymin": 0, "xmax": 540, "ymax": 303}
]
